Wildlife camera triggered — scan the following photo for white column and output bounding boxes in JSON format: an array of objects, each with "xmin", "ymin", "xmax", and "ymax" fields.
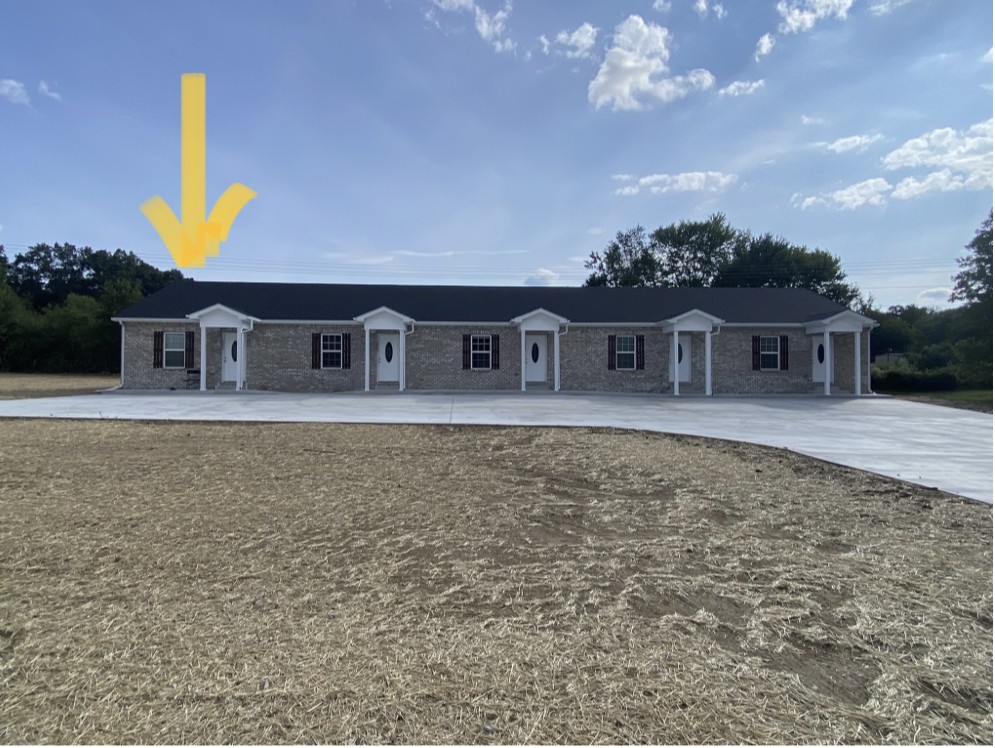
[
  {"xmin": 823, "ymin": 330, "xmax": 832, "ymax": 397},
  {"xmin": 554, "ymin": 330, "xmax": 561, "ymax": 392},
  {"xmin": 236, "ymin": 328, "xmax": 245, "ymax": 391},
  {"xmin": 364, "ymin": 327, "xmax": 371, "ymax": 392},
  {"xmin": 399, "ymin": 326, "xmax": 406, "ymax": 392},
  {"xmin": 672, "ymin": 330, "xmax": 680, "ymax": 396},
  {"xmin": 518, "ymin": 327, "xmax": 525, "ymax": 392},
  {"xmin": 853, "ymin": 331, "xmax": 861, "ymax": 396},
  {"xmin": 199, "ymin": 324, "xmax": 207, "ymax": 391},
  {"xmin": 705, "ymin": 331, "xmax": 712, "ymax": 396}
]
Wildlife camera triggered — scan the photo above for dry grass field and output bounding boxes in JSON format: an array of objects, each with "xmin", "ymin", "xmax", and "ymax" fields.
[
  {"xmin": 0, "ymin": 418, "xmax": 991, "ymax": 744},
  {"xmin": 0, "ymin": 373, "xmax": 119, "ymax": 400}
]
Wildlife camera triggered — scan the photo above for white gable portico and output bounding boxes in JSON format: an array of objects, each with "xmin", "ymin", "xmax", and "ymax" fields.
[
  {"xmin": 511, "ymin": 308, "xmax": 570, "ymax": 391},
  {"xmin": 187, "ymin": 304, "xmax": 258, "ymax": 391},
  {"xmin": 659, "ymin": 309, "xmax": 724, "ymax": 396},
  {"xmin": 806, "ymin": 310, "xmax": 876, "ymax": 396},
  {"xmin": 354, "ymin": 306, "xmax": 415, "ymax": 391}
]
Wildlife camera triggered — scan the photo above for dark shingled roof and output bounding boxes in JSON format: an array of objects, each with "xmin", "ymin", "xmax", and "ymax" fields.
[{"xmin": 115, "ymin": 280, "xmax": 849, "ymax": 324}]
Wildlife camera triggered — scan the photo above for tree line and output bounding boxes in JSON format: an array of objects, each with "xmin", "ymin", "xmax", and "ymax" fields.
[
  {"xmin": 585, "ymin": 211, "xmax": 992, "ymax": 390},
  {"xmin": 0, "ymin": 243, "xmax": 184, "ymax": 372}
]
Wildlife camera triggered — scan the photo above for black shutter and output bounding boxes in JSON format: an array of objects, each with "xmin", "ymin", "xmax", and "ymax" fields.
[
  {"xmin": 491, "ymin": 335, "xmax": 500, "ymax": 370},
  {"xmin": 462, "ymin": 335, "xmax": 471, "ymax": 370},
  {"xmin": 636, "ymin": 335, "xmax": 645, "ymax": 370},
  {"xmin": 751, "ymin": 335, "xmax": 761, "ymax": 371},
  {"xmin": 608, "ymin": 335, "xmax": 616, "ymax": 371},
  {"xmin": 343, "ymin": 333, "xmax": 351, "ymax": 370},
  {"xmin": 312, "ymin": 333, "xmax": 321, "ymax": 369},
  {"xmin": 184, "ymin": 331, "xmax": 195, "ymax": 368},
  {"xmin": 153, "ymin": 331, "xmax": 164, "ymax": 369},
  {"xmin": 779, "ymin": 335, "xmax": 789, "ymax": 371}
]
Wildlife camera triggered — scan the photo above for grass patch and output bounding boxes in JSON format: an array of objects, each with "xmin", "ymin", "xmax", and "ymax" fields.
[
  {"xmin": 886, "ymin": 389, "xmax": 993, "ymax": 413},
  {"xmin": 0, "ymin": 373, "xmax": 120, "ymax": 400},
  {"xmin": 0, "ymin": 420, "xmax": 991, "ymax": 744}
]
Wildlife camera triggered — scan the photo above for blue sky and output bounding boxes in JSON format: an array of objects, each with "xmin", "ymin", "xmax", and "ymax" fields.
[{"xmin": 1, "ymin": 0, "xmax": 991, "ymax": 308}]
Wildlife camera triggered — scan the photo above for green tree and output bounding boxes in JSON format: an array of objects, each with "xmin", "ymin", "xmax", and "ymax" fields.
[
  {"xmin": 951, "ymin": 210, "xmax": 993, "ymax": 309},
  {"xmin": 584, "ymin": 225, "xmax": 661, "ymax": 287},
  {"xmin": 713, "ymin": 233, "xmax": 859, "ymax": 307},
  {"xmin": 0, "ymin": 244, "xmax": 8, "ymax": 282},
  {"xmin": 651, "ymin": 213, "xmax": 741, "ymax": 287}
]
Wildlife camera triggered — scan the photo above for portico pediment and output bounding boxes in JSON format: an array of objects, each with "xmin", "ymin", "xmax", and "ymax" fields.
[
  {"xmin": 187, "ymin": 303, "xmax": 258, "ymax": 330},
  {"xmin": 659, "ymin": 308, "xmax": 724, "ymax": 333},
  {"xmin": 354, "ymin": 306, "xmax": 414, "ymax": 330},
  {"xmin": 805, "ymin": 310, "xmax": 875, "ymax": 334},
  {"xmin": 511, "ymin": 308, "xmax": 569, "ymax": 332}
]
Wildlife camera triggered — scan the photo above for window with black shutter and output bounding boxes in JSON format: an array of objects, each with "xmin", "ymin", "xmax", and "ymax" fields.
[
  {"xmin": 343, "ymin": 333, "xmax": 351, "ymax": 370},
  {"xmin": 751, "ymin": 335, "xmax": 761, "ymax": 371},
  {"xmin": 635, "ymin": 335, "xmax": 645, "ymax": 370},
  {"xmin": 779, "ymin": 335, "xmax": 789, "ymax": 371},
  {"xmin": 153, "ymin": 331, "xmax": 164, "ymax": 369},
  {"xmin": 462, "ymin": 334, "xmax": 471, "ymax": 369},
  {"xmin": 608, "ymin": 335, "xmax": 616, "ymax": 370},
  {"xmin": 311, "ymin": 333, "xmax": 321, "ymax": 369},
  {"xmin": 184, "ymin": 331, "xmax": 195, "ymax": 368},
  {"xmin": 491, "ymin": 335, "xmax": 500, "ymax": 370}
]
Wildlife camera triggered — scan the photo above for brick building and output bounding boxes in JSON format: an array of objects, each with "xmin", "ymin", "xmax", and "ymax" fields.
[{"xmin": 114, "ymin": 281, "xmax": 875, "ymax": 396}]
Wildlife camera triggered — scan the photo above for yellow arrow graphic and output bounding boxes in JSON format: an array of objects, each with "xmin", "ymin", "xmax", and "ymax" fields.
[{"xmin": 141, "ymin": 74, "xmax": 256, "ymax": 268}]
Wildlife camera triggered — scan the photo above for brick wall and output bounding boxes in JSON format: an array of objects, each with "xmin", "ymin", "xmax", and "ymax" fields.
[
  {"xmin": 121, "ymin": 321, "xmax": 200, "ymax": 389},
  {"xmin": 559, "ymin": 327, "xmax": 670, "ymax": 393},
  {"xmin": 710, "ymin": 327, "xmax": 812, "ymax": 394},
  {"xmin": 248, "ymin": 323, "xmax": 365, "ymax": 392},
  {"xmin": 405, "ymin": 325, "xmax": 519, "ymax": 391}
]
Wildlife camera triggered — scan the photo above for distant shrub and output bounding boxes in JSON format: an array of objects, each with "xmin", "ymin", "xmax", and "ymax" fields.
[{"xmin": 872, "ymin": 366, "xmax": 960, "ymax": 392}]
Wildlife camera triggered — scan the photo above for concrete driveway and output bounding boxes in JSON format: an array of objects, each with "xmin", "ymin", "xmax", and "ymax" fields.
[{"xmin": 0, "ymin": 391, "xmax": 990, "ymax": 504}]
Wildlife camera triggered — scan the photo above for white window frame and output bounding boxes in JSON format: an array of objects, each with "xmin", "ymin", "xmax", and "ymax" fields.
[
  {"xmin": 163, "ymin": 331, "xmax": 186, "ymax": 369},
  {"xmin": 616, "ymin": 335, "xmax": 636, "ymax": 371},
  {"xmin": 321, "ymin": 333, "xmax": 343, "ymax": 369},
  {"xmin": 759, "ymin": 335, "xmax": 780, "ymax": 371},
  {"xmin": 471, "ymin": 335, "xmax": 492, "ymax": 370}
]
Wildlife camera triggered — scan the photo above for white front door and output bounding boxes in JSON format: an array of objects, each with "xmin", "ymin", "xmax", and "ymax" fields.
[
  {"xmin": 672, "ymin": 334, "xmax": 691, "ymax": 383},
  {"xmin": 222, "ymin": 332, "xmax": 238, "ymax": 382},
  {"xmin": 525, "ymin": 334, "xmax": 547, "ymax": 382},
  {"xmin": 378, "ymin": 333, "xmax": 400, "ymax": 382},
  {"xmin": 812, "ymin": 337, "xmax": 834, "ymax": 383}
]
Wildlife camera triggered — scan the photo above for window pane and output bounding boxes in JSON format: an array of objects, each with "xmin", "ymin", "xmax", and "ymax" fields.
[
  {"xmin": 164, "ymin": 350, "xmax": 186, "ymax": 368},
  {"xmin": 164, "ymin": 332, "xmax": 185, "ymax": 350},
  {"xmin": 617, "ymin": 352, "xmax": 636, "ymax": 370},
  {"xmin": 322, "ymin": 334, "xmax": 341, "ymax": 352},
  {"xmin": 616, "ymin": 336, "xmax": 635, "ymax": 352},
  {"xmin": 760, "ymin": 337, "xmax": 779, "ymax": 353},
  {"xmin": 322, "ymin": 351, "xmax": 342, "ymax": 368}
]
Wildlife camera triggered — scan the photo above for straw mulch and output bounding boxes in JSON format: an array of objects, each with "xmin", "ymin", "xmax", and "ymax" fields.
[{"xmin": 0, "ymin": 419, "xmax": 990, "ymax": 744}]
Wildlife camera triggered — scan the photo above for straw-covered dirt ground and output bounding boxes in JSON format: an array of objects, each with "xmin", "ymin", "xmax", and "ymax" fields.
[{"xmin": 0, "ymin": 418, "xmax": 991, "ymax": 744}]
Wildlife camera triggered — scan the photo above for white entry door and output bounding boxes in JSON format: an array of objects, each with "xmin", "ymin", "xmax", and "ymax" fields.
[
  {"xmin": 525, "ymin": 334, "xmax": 547, "ymax": 382},
  {"xmin": 671, "ymin": 334, "xmax": 691, "ymax": 382},
  {"xmin": 378, "ymin": 333, "xmax": 400, "ymax": 382},
  {"xmin": 222, "ymin": 332, "xmax": 238, "ymax": 382},
  {"xmin": 812, "ymin": 337, "xmax": 834, "ymax": 383}
]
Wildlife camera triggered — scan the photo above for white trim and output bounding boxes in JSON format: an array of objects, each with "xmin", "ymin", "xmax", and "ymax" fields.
[
  {"xmin": 354, "ymin": 306, "xmax": 415, "ymax": 324},
  {"xmin": 187, "ymin": 303, "xmax": 259, "ymax": 322},
  {"xmin": 511, "ymin": 307, "xmax": 570, "ymax": 325},
  {"xmin": 118, "ymin": 321, "xmax": 125, "ymax": 388},
  {"xmin": 758, "ymin": 335, "xmax": 780, "ymax": 371},
  {"xmin": 199, "ymin": 327, "xmax": 207, "ymax": 391},
  {"xmin": 470, "ymin": 334, "xmax": 493, "ymax": 370},
  {"xmin": 320, "ymin": 333, "xmax": 344, "ymax": 369},
  {"xmin": 853, "ymin": 331, "xmax": 861, "ymax": 396}
]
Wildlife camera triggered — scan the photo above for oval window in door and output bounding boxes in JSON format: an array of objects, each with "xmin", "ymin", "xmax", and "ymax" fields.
[
  {"xmin": 817, "ymin": 344, "xmax": 825, "ymax": 364},
  {"xmin": 531, "ymin": 342, "xmax": 539, "ymax": 363},
  {"xmin": 231, "ymin": 341, "xmax": 238, "ymax": 362},
  {"xmin": 678, "ymin": 344, "xmax": 684, "ymax": 364},
  {"xmin": 384, "ymin": 342, "xmax": 394, "ymax": 363}
]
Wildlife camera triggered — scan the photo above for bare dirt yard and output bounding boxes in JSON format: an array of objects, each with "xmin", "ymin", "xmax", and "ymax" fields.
[
  {"xmin": 0, "ymin": 419, "xmax": 991, "ymax": 744},
  {"xmin": 0, "ymin": 373, "xmax": 119, "ymax": 400}
]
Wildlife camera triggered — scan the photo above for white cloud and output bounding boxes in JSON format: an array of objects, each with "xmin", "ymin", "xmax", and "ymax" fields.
[
  {"xmin": 823, "ymin": 133, "xmax": 884, "ymax": 153},
  {"xmin": 611, "ymin": 173, "xmax": 636, "ymax": 181},
  {"xmin": 694, "ymin": 1, "xmax": 727, "ymax": 19},
  {"xmin": 588, "ymin": 15, "xmax": 714, "ymax": 111},
  {"xmin": 755, "ymin": 33, "xmax": 776, "ymax": 60},
  {"xmin": 554, "ymin": 22, "xmax": 598, "ymax": 59},
  {"xmin": 524, "ymin": 267, "xmax": 559, "ymax": 286},
  {"xmin": 892, "ymin": 169, "xmax": 968, "ymax": 200},
  {"xmin": 869, "ymin": 0, "xmax": 916, "ymax": 15},
  {"xmin": 801, "ymin": 114, "xmax": 825, "ymax": 125},
  {"xmin": 791, "ymin": 192, "xmax": 828, "ymax": 210},
  {"xmin": 693, "ymin": 0, "xmax": 708, "ymax": 15},
  {"xmin": 829, "ymin": 178, "xmax": 892, "ymax": 209},
  {"xmin": 719, "ymin": 79, "xmax": 765, "ymax": 97},
  {"xmin": 38, "ymin": 80, "xmax": 62, "ymax": 101},
  {"xmin": 882, "ymin": 119, "xmax": 993, "ymax": 190},
  {"xmin": 776, "ymin": 0, "xmax": 853, "ymax": 34},
  {"xmin": 0, "ymin": 79, "xmax": 29, "ymax": 105},
  {"xmin": 984, "ymin": 47, "xmax": 993, "ymax": 63},
  {"xmin": 538, "ymin": 34, "xmax": 550, "ymax": 54},
  {"xmin": 429, "ymin": 0, "xmax": 515, "ymax": 54},
  {"xmin": 586, "ymin": 227, "xmax": 604, "ymax": 236},
  {"xmin": 615, "ymin": 185, "xmax": 641, "ymax": 196},
  {"xmin": 915, "ymin": 287, "xmax": 953, "ymax": 306},
  {"xmin": 638, "ymin": 170, "xmax": 737, "ymax": 193},
  {"xmin": 652, "ymin": 0, "xmax": 672, "ymax": 11}
]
